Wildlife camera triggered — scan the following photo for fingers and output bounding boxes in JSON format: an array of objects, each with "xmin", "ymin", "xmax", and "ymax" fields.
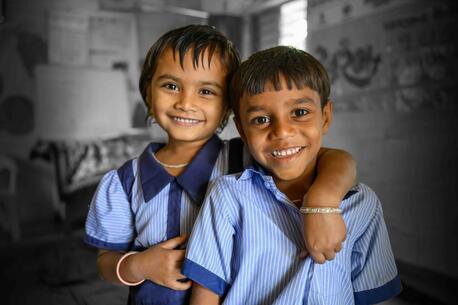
[
  {"xmin": 310, "ymin": 252, "xmax": 327, "ymax": 264},
  {"xmin": 323, "ymin": 250, "xmax": 336, "ymax": 261},
  {"xmin": 334, "ymin": 243, "xmax": 343, "ymax": 253},
  {"xmin": 308, "ymin": 241, "xmax": 343, "ymax": 264},
  {"xmin": 160, "ymin": 234, "xmax": 189, "ymax": 250},
  {"xmin": 170, "ymin": 278, "xmax": 193, "ymax": 291},
  {"xmin": 173, "ymin": 249, "xmax": 186, "ymax": 264},
  {"xmin": 169, "ymin": 271, "xmax": 192, "ymax": 290}
]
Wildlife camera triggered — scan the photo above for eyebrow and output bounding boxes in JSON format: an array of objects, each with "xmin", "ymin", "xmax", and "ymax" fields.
[
  {"xmin": 156, "ymin": 74, "xmax": 180, "ymax": 83},
  {"xmin": 246, "ymin": 97, "xmax": 317, "ymax": 114},
  {"xmin": 290, "ymin": 97, "xmax": 316, "ymax": 105},
  {"xmin": 199, "ymin": 81, "xmax": 224, "ymax": 91},
  {"xmin": 156, "ymin": 74, "xmax": 223, "ymax": 90},
  {"xmin": 246, "ymin": 105, "xmax": 265, "ymax": 114}
]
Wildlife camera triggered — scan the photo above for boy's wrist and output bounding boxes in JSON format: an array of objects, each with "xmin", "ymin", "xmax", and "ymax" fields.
[{"xmin": 302, "ymin": 190, "xmax": 342, "ymax": 208}]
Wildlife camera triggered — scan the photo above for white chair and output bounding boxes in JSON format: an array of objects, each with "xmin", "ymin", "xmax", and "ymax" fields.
[{"xmin": 0, "ymin": 155, "xmax": 20, "ymax": 242}]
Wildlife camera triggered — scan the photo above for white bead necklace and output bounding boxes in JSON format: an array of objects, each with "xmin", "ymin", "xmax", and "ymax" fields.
[{"xmin": 152, "ymin": 153, "xmax": 189, "ymax": 169}]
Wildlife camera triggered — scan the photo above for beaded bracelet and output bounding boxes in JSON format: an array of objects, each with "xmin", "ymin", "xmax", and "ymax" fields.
[
  {"xmin": 116, "ymin": 251, "xmax": 145, "ymax": 286},
  {"xmin": 299, "ymin": 207, "xmax": 342, "ymax": 214}
]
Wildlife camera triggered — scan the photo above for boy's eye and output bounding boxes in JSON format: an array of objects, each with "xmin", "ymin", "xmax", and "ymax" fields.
[
  {"xmin": 292, "ymin": 108, "xmax": 309, "ymax": 117},
  {"xmin": 251, "ymin": 116, "xmax": 270, "ymax": 125},
  {"xmin": 163, "ymin": 83, "xmax": 179, "ymax": 91}
]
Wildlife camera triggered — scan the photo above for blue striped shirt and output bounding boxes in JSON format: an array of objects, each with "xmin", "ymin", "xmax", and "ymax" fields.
[
  {"xmin": 85, "ymin": 135, "xmax": 231, "ymax": 305},
  {"xmin": 183, "ymin": 165, "xmax": 402, "ymax": 305}
]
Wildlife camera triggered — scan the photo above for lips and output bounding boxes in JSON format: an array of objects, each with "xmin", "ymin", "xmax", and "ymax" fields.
[{"xmin": 270, "ymin": 146, "xmax": 304, "ymax": 158}]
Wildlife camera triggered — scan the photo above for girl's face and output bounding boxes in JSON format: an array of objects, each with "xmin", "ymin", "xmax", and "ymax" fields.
[{"xmin": 149, "ymin": 48, "xmax": 227, "ymax": 146}]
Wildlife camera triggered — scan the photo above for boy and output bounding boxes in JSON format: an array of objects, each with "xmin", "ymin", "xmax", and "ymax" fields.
[{"xmin": 183, "ymin": 46, "xmax": 402, "ymax": 305}]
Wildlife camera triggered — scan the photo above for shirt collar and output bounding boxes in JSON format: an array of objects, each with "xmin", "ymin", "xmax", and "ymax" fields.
[
  {"xmin": 139, "ymin": 135, "xmax": 222, "ymax": 203},
  {"xmin": 138, "ymin": 142, "xmax": 172, "ymax": 203},
  {"xmin": 238, "ymin": 162, "xmax": 360, "ymax": 200}
]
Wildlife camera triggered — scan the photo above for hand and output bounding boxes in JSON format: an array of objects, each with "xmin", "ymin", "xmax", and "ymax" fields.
[
  {"xmin": 133, "ymin": 234, "xmax": 192, "ymax": 290},
  {"xmin": 302, "ymin": 213, "xmax": 346, "ymax": 264}
]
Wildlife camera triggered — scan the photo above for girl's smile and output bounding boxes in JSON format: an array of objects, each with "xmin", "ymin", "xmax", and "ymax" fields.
[{"xmin": 170, "ymin": 115, "xmax": 204, "ymax": 127}]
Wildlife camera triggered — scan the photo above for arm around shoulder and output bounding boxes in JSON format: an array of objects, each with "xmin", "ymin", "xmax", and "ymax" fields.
[{"xmin": 309, "ymin": 147, "xmax": 357, "ymax": 205}]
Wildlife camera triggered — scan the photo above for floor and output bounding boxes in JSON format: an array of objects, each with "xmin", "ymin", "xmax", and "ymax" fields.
[{"xmin": 0, "ymin": 192, "xmax": 450, "ymax": 305}]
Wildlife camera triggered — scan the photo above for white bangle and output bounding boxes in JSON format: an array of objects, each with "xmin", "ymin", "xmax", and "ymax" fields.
[
  {"xmin": 299, "ymin": 207, "xmax": 342, "ymax": 214},
  {"xmin": 116, "ymin": 251, "xmax": 145, "ymax": 286}
]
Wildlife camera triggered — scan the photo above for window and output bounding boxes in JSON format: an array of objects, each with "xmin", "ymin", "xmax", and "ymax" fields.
[{"xmin": 280, "ymin": 0, "xmax": 307, "ymax": 50}]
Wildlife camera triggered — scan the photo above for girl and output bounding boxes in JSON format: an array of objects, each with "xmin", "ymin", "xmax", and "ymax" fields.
[{"xmin": 85, "ymin": 25, "xmax": 356, "ymax": 305}]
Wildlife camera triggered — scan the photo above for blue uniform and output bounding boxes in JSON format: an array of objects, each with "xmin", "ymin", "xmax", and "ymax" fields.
[
  {"xmin": 85, "ymin": 135, "xmax": 233, "ymax": 305},
  {"xmin": 183, "ymin": 165, "xmax": 402, "ymax": 305}
]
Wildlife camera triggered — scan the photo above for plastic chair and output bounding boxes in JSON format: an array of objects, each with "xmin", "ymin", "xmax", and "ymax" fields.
[{"xmin": 0, "ymin": 155, "xmax": 20, "ymax": 242}]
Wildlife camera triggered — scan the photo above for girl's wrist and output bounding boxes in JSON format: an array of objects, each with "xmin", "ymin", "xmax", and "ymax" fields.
[{"xmin": 117, "ymin": 252, "xmax": 145, "ymax": 285}]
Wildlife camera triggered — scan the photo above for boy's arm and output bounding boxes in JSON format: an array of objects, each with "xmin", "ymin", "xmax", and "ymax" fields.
[
  {"xmin": 303, "ymin": 147, "xmax": 356, "ymax": 263},
  {"xmin": 182, "ymin": 179, "xmax": 236, "ymax": 298},
  {"xmin": 351, "ymin": 190, "xmax": 401, "ymax": 303},
  {"xmin": 190, "ymin": 283, "xmax": 221, "ymax": 305}
]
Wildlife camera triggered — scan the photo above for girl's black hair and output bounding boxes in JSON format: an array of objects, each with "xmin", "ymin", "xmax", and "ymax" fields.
[
  {"xmin": 230, "ymin": 46, "xmax": 330, "ymax": 118},
  {"xmin": 139, "ymin": 24, "xmax": 240, "ymax": 129}
]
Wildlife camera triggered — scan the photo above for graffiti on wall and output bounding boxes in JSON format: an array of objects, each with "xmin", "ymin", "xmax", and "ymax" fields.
[{"xmin": 314, "ymin": 38, "xmax": 381, "ymax": 88}]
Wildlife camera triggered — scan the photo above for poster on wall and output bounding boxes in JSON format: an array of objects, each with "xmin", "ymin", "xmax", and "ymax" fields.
[
  {"xmin": 48, "ymin": 10, "xmax": 139, "ymax": 90},
  {"xmin": 307, "ymin": 1, "xmax": 457, "ymax": 112},
  {"xmin": 48, "ymin": 11, "xmax": 90, "ymax": 66},
  {"xmin": 88, "ymin": 11, "xmax": 139, "ymax": 90}
]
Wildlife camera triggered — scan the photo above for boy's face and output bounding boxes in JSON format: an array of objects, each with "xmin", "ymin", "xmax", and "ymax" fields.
[
  {"xmin": 149, "ymin": 48, "xmax": 227, "ymax": 145},
  {"xmin": 235, "ymin": 78, "xmax": 332, "ymax": 182}
]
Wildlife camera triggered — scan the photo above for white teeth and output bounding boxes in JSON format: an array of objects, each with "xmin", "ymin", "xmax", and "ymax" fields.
[
  {"xmin": 271, "ymin": 147, "xmax": 302, "ymax": 157},
  {"xmin": 173, "ymin": 117, "xmax": 199, "ymax": 124}
]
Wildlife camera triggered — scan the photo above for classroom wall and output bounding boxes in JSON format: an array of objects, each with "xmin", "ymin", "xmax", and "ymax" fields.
[
  {"xmin": 0, "ymin": 0, "xmax": 208, "ymax": 223},
  {"xmin": 306, "ymin": 0, "xmax": 458, "ymax": 280}
]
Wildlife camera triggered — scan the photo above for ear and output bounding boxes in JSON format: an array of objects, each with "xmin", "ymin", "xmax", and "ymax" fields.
[
  {"xmin": 321, "ymin": 100, "xmax": 333, "ymax": 135},
  {"xmin": 233, "ymin": 115, "xmax": 247, "ymax": 143}
]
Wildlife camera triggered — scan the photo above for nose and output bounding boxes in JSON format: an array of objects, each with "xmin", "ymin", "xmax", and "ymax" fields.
[
  {"xmin": 271, "ymin": 118, "xmax": 294, "ymax": 139},
  {"xmin": 175, "ymin": 90, "xmax": 196, "ymax": 112}
]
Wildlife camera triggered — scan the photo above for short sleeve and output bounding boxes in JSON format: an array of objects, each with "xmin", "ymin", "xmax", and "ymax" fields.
[
  {"xmin": 351, "ymin": 198, "xmax": 402, "ymax": 305},
  {"xmin": 182, "ymin": 180, "xmax": 236, "ymax": 296},
  {"xmin": 84, "ymin": 170, "xmax": 135, "ymax": 251}
]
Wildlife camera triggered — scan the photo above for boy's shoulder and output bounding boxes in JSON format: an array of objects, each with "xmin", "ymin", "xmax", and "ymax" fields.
[
  {"xmin": 208, "ymin": 172, "xmax": 244, "ymax": 194},
  {"xmin": 342, "ymin": 182, "xmax": 383, "ymax": 235},
  {"xmin": 344, "ymin": 183, "xmax": 380, "ymax": 207},
  {"xmin": 211, "ymin": 166, "xmax": 260, "ymax": 188},
  {"xmin": 205, "ymin": 170, "xmax": 259, "ymax": 207}
]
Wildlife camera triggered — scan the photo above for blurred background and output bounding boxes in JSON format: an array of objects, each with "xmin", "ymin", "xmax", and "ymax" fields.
[{"xmin": 0, "ymin": 0, "xmax": 457, "ymax": 304}]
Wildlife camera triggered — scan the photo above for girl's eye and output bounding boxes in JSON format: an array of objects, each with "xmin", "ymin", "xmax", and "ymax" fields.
[
  {"xmin": 251, "ymin": 116, "xmax": 270, "ymax": 125},
  {"xmin": 163, "ymin": 83, "xmax": 178, "ymax": 91},
  {"xmin": 292, "ymin": 108, "xmax": 309, "ymax": 117},
  {"xmin": 200, "ymin": 89, "xmax": 214, "ymax": 95}
]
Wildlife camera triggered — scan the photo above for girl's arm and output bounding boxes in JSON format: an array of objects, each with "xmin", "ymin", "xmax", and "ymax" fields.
[
  {"xmin": 97, "ymin": 235, "xmax": 191, "ymax": 290},
  {"xmin": 190, "ymin": 283, "xmax": 221, "ymax": 305},
  {"xmin": 303, "ymin": 147, "xmax": 356, "ymax": 263}
]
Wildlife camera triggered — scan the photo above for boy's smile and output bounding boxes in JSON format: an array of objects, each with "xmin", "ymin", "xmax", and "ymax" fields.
[
  {"xmin": 149, "ymin": 48, "xmax": 227, "ymax": 146},
  {"xmin": 235, "ymin": 78, "xmax": 332, "ymax": 185}
]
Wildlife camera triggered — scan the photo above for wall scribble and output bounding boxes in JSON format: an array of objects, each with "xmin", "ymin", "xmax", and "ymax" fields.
[{"xmin": 315, "ymin": 39, "xmax": 381, "ymax": 88}]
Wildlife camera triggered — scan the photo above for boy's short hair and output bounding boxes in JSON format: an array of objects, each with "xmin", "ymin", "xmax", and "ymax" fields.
[
  {"xmin": 139, "ymin": 24, "xmax": 240, "ymax": 116},
  {"xmin": 230, "ymin": 46, "xmax": 330, "ymax": 118}
]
